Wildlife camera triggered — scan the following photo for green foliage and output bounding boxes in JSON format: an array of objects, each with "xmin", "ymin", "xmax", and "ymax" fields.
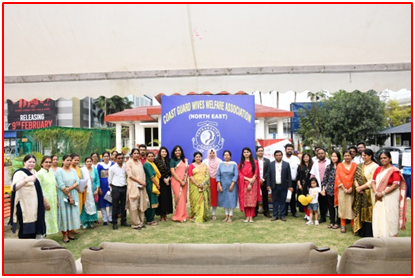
[
  {"xmin": 299, "ymin": 90, "xmax": 388, "ymax": 148},
  {"xmin": 297, "ymin": 103, "xmax": 330, "ymax": 150},
  {"xmin": 94, "ymin": 96, "xmax": 134, "ymax": 126},
  {"xmin": 385, "ymin": 100, "xmax": 411, "ymax": 127},
  {"xmin": 324, "ymin": 90, "xmax": 387, "ymax": 146}
]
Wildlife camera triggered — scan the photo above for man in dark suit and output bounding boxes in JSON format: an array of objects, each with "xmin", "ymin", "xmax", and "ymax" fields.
[
  {"xmin": 267, "ymin": 150, "xmax": 292, "ymax": 221},
  {"xmin": 255, "ymin": 146, "xmax": 271, "ymax": 218}
]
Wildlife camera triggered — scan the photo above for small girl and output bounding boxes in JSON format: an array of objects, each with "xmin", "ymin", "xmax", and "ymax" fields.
[{"xmin": 306, "ymin": 177, "xmax": 321, "ymax": 225}]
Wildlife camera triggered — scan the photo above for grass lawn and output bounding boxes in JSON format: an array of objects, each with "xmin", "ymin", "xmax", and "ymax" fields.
[{"xmin": 4, "ymin": 200, "xmax": 411, "ymax": 260}]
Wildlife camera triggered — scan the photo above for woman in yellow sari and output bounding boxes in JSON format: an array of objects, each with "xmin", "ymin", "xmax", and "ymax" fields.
[
  {"xmin": 188, "ymin": 152, "xmax": 211, "ymax": 223},
  {"xmin": 352, "ymin": 149, "xmax": 378, "ymax": 237},
  {"xmin": 170, "ymin": 145, "xmax": 189, "ymax": 223}
]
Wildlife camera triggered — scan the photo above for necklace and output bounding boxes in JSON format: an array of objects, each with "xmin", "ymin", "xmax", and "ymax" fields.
[{"xmin": 364, "ymin": 161, "xmax": 372, "ymax": 165}]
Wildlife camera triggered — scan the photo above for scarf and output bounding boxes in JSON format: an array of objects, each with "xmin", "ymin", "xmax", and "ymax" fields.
[
  {"xmin": 203, "ymin": 149, "xmax": 222, "ymax": 178},
  {"xmin": 375, "ymin": 166, "xmax": 407, "ymax": 230},
  {"xmin": 147, "ymin": 159, "xmax": 162, "ymax": 196}
]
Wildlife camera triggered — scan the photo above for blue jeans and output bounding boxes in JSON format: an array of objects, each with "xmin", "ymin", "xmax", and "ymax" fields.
[{"xmin": 272, "ymin": 186, "xmax": 287, "ymax": 218}]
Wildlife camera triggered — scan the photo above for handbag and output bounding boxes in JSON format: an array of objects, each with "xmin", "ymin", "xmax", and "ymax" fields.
[
  {"xmin": 94, "ymin": 194, "xmax": 99, "ymax": 203},
  {"xmin": 152, "ymin": 184, "xmax": 160, "ymax": 196},
  {"xmin": 104, "ymin": 190, "xmax": 112, "ymax": 203}
]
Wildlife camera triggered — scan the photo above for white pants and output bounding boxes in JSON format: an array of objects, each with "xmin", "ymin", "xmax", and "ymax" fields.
[
  {"xmin": 224, "ymin": 208, "xmax": 234, "ymax": 216},
  {"xmin": 101, "ymin": 207, "xmax": 113, "ymax": 222}
]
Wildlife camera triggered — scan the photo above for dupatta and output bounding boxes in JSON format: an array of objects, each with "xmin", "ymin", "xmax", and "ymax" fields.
[{"xmin": 334, "ymin": 162, "xmax": 357, "ymax": 207}]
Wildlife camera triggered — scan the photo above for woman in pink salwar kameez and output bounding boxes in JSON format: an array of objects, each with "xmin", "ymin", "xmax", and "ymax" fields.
[{"xmin": 170, "ymin": 145, "xmax": 190, "ymax": 222}]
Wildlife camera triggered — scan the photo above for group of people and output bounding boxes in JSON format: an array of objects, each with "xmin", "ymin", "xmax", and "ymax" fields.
[{"xmin": 9, "ymin": 142, "xmax": 407, "ymax": 242}]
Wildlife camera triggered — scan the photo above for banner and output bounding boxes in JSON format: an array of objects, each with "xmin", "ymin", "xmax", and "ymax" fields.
[
  {"xmin": 7, "ymin": 99, "xmax": 57, "ymax": 130},
  {"xmin": 161, "ymin": 95, "xmax": 255, "ymax": 162}
]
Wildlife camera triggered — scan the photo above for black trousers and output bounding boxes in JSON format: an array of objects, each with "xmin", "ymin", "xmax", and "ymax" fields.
[
  {"xmin": 255, "ymin": 185, "xmax": 270, "ymax": 215},
  {"xmin": 318, "ymin": 194, "xmax": 328, "ymax": 220},
  {"xmin": 286, "ymin": 180, "xmax": 297, "ymax": 215},
  {"xmin": 271, "ymin": 186, "xmax": 287, "ymax": 218},
  {"xmin": 326, "ymin": 194, "xmax": 339, "ymax": 225},
  {"xmin": 111, "ymin": 186, "xmax": 127, "ymax": 224}
]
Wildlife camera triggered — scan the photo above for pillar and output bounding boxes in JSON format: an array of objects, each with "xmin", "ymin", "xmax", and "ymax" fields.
[
  {"xmin": 116, "ymin": 123, "xmax": 122, "ymax": 153},
  {"xmin": 134, "ymin": 121, "xmax": 145, "ymax": 147},
  {"xmin": 255, "ymin": 118, "xmax": 265, "ymax": 139},
  {"xmin": 277, "ymin": 118, "xmax": 284, "ymax": 139},
  {"xmin": 128, "ymin": 123, "xmax": 135, "ymax": 151}
]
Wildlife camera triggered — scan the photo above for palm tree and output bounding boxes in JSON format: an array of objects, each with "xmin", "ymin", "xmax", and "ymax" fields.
[
  {"xmin": 94, "ymin": 96, "xmax": 134, "ymax": 126},
  {"xmin": 307, "ymin": 90, "xmax": 328, "ymax": 102}
]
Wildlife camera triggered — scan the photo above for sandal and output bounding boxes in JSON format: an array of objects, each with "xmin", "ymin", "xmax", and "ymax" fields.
[
  {"xmin": 332, "ymin": 224, "xmax": 339, "ymax": 229},
  {"xmin": 340, "ymin": 226, "xmax": 346, "ymax": 233},
  {"xmin": 212, "ymin": 216, "xmax": 217, "ymax": 221},
  {"xmin": 327, "ymin": 224, "xmax": 334, "ymax": 229}
]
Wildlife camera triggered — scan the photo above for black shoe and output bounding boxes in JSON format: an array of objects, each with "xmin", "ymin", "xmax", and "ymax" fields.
[
  {"xmin": 292, "ymin": 213, "xmax": 299, "ymax": 218},
  {"xmin": 113, "ymin": 224, "xmax": 118, "ymax": 230},
  {"xmin": 109, "ymin": 221, "xmax": 113, "ymax": 224},
  {"xmin": 264, "ymin": 213, "xmax": 272, "ymax": 218},
  {"xmin": 135, "ymin": 226, "xmax": 142, "ymax": 230},
  {"xmin": 319, "ymin": 218, "xmax": 327, "ymax": 223},
  {"xmin": 141, "ymin": 225, "xmax": 146, "ymax": 229},
  {"xmin": 103, "ymin": 222, "xmax": 108, "ymax": 226},
  {"xmin": 271, "ymin": 217, "xmax": 278, "ymax": 221},
  {"xmin": 121, "ymin": 222, "xmax": 129, "ymax": 227},
  {"xmin": 281, "ymin": 217, "xmax": 286, "ymax": 221}
]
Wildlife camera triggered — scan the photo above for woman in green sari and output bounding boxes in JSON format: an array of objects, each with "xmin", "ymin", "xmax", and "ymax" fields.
[
  {"xmin": 188, "ymin": 151, "xmax": 211, "ymax": 223},
  {"xmin": 143, "ymin": 152, "xmax": 160, "ymax": 226}
]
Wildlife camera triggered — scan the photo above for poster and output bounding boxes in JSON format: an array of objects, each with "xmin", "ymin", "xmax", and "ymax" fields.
[
  {"xmin": 161, "ymin": 95, "xmax": 255, "ymax": 161},
  {"xmin": 7, "ymin": 99, "xmax": 57, "ymax": 130}
]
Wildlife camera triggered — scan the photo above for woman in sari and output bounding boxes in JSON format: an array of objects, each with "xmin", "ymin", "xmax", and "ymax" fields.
[
  {"xmin": 217, "ymin": 150, "xmax": 238, "ymax": 223},
  {"xmin": 296, "ymin": 153, "xmax": 313, "ymax": 221},
  {"xmin": 238, "ymin": 147, "xmax": 261, "ymax": 223},
  {"xmin": 80, "ymin": 157, "xmax": 99, "ymax": 229},
  {"xmin": 322, "ymin": 151, "xmax": 341, "ymax": 229},
  {"xmin": 55, "ymin": 154, "xmax": 80, "ymax": 243},
  {"xmin": 202, "ymin": 149, "xmax": 221, "ymax": 220},
  {"xmin": 155, "ymin": 147, "xmax": 173, "ymax": 222},
  {"xmin": 97, "ymin": 151, "xmax": 113, "ymax": 225},
  {"xmin": 334, "ymin": 150, "xmax": 357, "ymax": 233},
  {"xmin": 126, "ymin": 148, "xmax": 149, "ymax": 230},
  {"xmin": 352, "ymin": 149, "xmax": 378, "ymax": 237},
  {"xmin": 9, "ymin": 155, "xmax": 46, "ymax": 239},
  {"xmin": 170, "ymin": 145, "xmax": 190, "ymax": 223},
  {"xmin": 372, "ymin": 151, "xmax": 407, "ymax": 237},
  {"xmin": 143, "ymin": 152, "xmax": 160, "ymax": 226},
  {"xmin": 37, "ymin": 156, "xmax": 59, "ymax": 235},
  {"xmin": 189, "ymin": 152, "xmax": 211, "ymax": 223}
]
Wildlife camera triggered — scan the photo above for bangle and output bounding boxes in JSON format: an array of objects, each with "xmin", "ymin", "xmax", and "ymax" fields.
[{"xmin": 382, "ymin": 191, "xmax": 386, "ymax": 196}]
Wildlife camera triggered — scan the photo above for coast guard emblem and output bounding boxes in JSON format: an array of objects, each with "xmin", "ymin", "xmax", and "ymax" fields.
[{"xmin": 192, "ymin": 121, "xmax": 224, "ymax": 152}]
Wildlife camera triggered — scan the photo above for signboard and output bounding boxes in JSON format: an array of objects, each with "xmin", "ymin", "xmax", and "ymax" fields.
[
  {"xmin": 161, "ymin": 95, "xmax": 255, "ymax": 162},
  {"xmin": 7, "ymin": 99, "xmax": 57, "ymax": 130}
]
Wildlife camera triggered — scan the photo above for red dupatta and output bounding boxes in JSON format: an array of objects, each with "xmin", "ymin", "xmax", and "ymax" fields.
[
  {"xmin": 237, "ymin": 160, "xmax": 261, "ymax": 212},
  {"xmin": 375, "ymin": 166, "xmax": 407, "ymax": 230}
]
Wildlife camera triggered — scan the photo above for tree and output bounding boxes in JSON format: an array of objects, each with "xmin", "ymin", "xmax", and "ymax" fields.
[
  {"xmin": 297, "ymin": 102, "xmax": 329, "ymax": 149},
  {"xmin": 307, "ymin": 90, "xmax": 328, "ymax": 102},
  {"xmin": 324, "ymin": 90, "xmax": 387, "ymax": 146},
  {"xmin": 94, "ymin": 96, "xmax": 134, "ymax": 126},
  {"xmin": 385, "ymin": 100, "xmax": 411, "ymax": 127}
]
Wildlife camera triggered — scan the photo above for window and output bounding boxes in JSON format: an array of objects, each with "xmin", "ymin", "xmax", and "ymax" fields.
[{"xmin": 145, "ymin": 127, "xmax": 159, "ymax": 147}]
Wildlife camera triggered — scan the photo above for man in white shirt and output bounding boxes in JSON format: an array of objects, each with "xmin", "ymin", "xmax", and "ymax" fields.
[
  {"xmin": 108, "ymin": 153, "xmax": 128, "ymax": 230},
  {"xmin": 355, "ymin": 142, "xmax": 366, "ymax": 164},
  {"xmin": 283, "ymin": 144, "xmax": 300, "ymax": 218},
  {"xmin": 310, "ymin": 148, "xmax": 331, "ymax": 223}
]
